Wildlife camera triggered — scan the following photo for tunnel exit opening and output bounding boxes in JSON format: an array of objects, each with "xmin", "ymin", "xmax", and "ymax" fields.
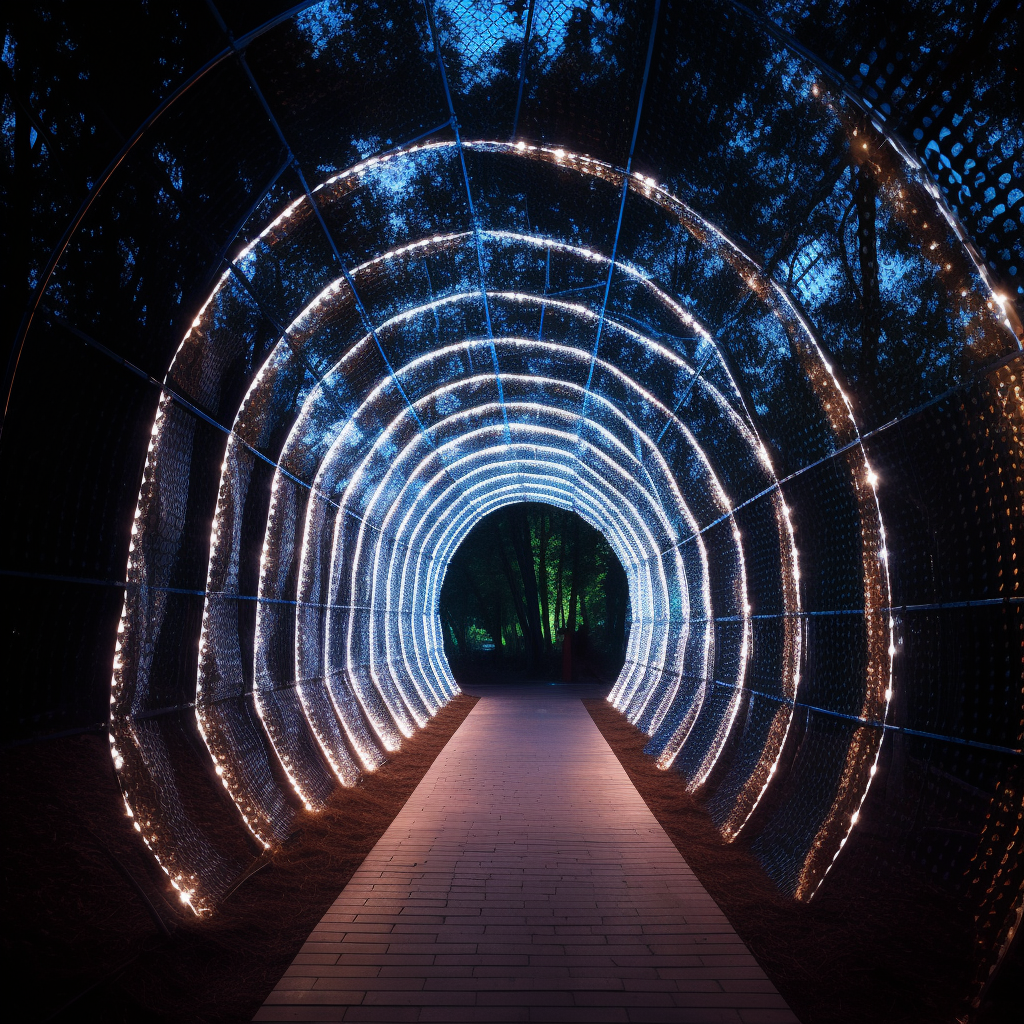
[{"xmin": 439, "ymin": 501, "xmax": 630, "ymax": 684}]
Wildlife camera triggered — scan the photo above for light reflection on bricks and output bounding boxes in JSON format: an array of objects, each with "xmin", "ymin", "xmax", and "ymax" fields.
[{"xmin": 255, "ymin": 687, "xmax": 799, "ymax": 1022}]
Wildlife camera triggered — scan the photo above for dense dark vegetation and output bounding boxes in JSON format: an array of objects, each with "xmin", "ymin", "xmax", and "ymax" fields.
[{"xmin": 440, "ymin": 503, "xmax": 629, "ymax": 680}]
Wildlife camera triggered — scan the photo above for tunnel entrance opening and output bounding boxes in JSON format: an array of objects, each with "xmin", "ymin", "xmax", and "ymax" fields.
[{"xmin": 439, "ymin": 501, "xmax": 629, "ymax": 684}]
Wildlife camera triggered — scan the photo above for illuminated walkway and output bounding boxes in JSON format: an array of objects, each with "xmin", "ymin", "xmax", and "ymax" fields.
[{"xmin": 257, "ymin": 685, "xmax": 798, "ymax": 1023}]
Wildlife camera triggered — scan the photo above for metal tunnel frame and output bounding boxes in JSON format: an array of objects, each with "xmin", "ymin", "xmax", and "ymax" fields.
[{"xmin": 3, "ymin": 3, "xmax": 1020, "ymax": 995}]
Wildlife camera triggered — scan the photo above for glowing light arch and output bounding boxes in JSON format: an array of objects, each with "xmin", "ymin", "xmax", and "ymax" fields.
[{"xmin": 109, "ymin": 138, "xmax": 923, "ymax": 913}]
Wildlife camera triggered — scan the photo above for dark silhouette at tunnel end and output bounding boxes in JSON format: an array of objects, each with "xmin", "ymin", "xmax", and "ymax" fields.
[{"xmin": 440, "ymin": 502, "xmax": 629, "ymax": 683}]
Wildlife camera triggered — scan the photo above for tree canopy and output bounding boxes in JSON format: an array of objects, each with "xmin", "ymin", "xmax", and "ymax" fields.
[{"xmin": 440, "ymin": 502, "xmax": 628, "ymax": 679}]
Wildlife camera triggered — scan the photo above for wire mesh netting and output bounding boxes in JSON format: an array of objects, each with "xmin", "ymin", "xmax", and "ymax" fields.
[{"xmin": 1, "ymin": 0, "xmax": 1020, "ymax": 1005}]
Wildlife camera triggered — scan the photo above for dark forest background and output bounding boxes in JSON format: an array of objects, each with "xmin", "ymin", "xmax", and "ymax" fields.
[{"xmin": 439, "ymin": 503, "xmax": 629, "ymax": 681}]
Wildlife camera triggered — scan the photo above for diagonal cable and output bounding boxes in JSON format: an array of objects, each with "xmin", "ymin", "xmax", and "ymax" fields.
[
  {"xmin": 207, "ymin": 0, "xmax": 463, "ymax": 476},
  {"xmin": 43, "ymin": 311, "xmax": 341, "ymax": 512},
  {"xmin": 420, "ymin": 0, "xmax": 511, "ymax": 442},
  {"xmin": 510, "ymin": 0, "xmax": 537, "ymax": 141},
  {"xmin": 577, "ymin": 0, "xmax": 662, "ymax": 432},
  {"xmin": 658, "ymin": 346, "xmax": 1024, "ymax": 559},
  {"xmin": 566, "ymin": 1, "xmax": 662, "ymax": 520},
  {"xmin": 2, "ymin": 1, "xmax": 345, "ymax": 442}
]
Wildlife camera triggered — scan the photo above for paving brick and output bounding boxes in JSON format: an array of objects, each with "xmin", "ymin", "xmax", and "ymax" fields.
[
  {"xmin": 310, "ymin": 978, "xmax": 424, "ymax": 992},
  {"xmin": 340, "ymin": 1009, "xmax": 420, "ymax": 1022},
  {"xmin": 253, "ymin": 1008, "xmax": 349, "ymax": 1021},
  {"xmin": 255, "ymin": 687, "xmax": 798, "ymax": 1023},
  {"xmin": 263, "ymin": 990, "xmax": 364, "ymax": 1006},
  {"xmin": 418, "ymin": 1007, "xmax": 529, "ymax": 1022},
  {"xmin": 737, "ymin": 1012, "xmax": 802, "ymax": 1023},
  {"xmin": 625, "ymin": 1011, "xmax": 743, "ymax": 1023}
]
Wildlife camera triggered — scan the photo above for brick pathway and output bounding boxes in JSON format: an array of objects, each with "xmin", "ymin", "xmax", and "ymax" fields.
[{"xmin": 256, "ymin": 684, "xmax": 798, "ymax": 1022}]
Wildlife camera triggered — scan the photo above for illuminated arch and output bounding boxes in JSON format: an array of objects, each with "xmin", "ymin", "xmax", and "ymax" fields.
[{"xmin": 102, "ymin": 67, "xmax": 1015, "ymax": 914}]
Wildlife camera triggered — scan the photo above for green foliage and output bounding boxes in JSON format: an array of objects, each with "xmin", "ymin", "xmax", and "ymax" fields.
[{"xmin": 439, "ymin": 502, "xmax": 628, "ymax": 678}]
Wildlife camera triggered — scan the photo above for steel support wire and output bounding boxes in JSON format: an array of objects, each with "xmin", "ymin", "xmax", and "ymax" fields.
[
  {"xmin": 723, "ymin": 0, "xmax": 1022, "ymax": 343},
  {"xmin": 420, "ymin": 0, "xmax": 511, "ymax": 443},
  {"xmin": 706, "ymin": 678, "xmax": 1024, "ymax": 758},
  {"xmin": 659, "ymin": 345, "xmax": 1024, "ymax": 561},
  {"xmin": 577, "ymin": 0, "xmax": 662, "ymax": 435},
  {"xmin": 510, "ymin": 0, "xmax": 537, "ymax": 142},
  {"xmin": 1, "ymin": 0, "xmax": 362, "ymax": 439},
  {"xmin": 0, "ymin": 567, "xmax": 402, "ymax": 618},
  {"xmin": 41, "ymin": 311, "xmax": 340, "ymax": 513},
  {"xmin": 128, "ymin": 146, "xmax": 356, "ymax": 424},
  {"xmin": 204, "ymin": 5, "xmax": 480, "ymax": 530},
  {"xmin": 205, "ymin": 1, "xmax": 447, "ymax": 439}
]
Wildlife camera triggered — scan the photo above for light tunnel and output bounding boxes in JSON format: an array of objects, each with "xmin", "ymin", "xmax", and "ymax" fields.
[
  {"xmin": 114, "ymin": 135, "xmax": 929, "ymax": 912},
  {"xmin": 3, "ymin": 1, "xmax": 1021, "ymax": 1006}
]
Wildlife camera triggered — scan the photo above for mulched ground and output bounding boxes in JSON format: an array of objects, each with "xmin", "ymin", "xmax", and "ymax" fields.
[
  {"xmin": 1, "ymin": 694, "xmax": 478, "ymax": 1023},
  {"xmin": 582, "ymin": 698, "xmax": 981, "ymax": 1024}
]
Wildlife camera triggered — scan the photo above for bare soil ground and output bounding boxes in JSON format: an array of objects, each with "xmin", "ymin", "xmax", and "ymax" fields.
[
  {"xmin": 1, "ymin": 694, "xmax": 478, "ymax": 1023},
  {"xmin": 583, "ymin": 698, "xmax": 978, "ymax": 1024}
]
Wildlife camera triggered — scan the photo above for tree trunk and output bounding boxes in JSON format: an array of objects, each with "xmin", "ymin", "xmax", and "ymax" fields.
[
  {"xmin": 492, "ymin": 518, "xmax": 533, "ymax": 665},
  {"xmin": 508, "ymin": 506, "xmax": 544, "ymax": 672},
  {"xmin": 554, "ymin": 511, "xmax": 566, "ymax": 631},
  {"xmin": 566, "ymin": 516, "xmax": 582, "ymax": 637},
  {"xmin": 538, "ymin": 511, "xmax": 552, "ymax": 651},
  {"xmin": 853, "ymin": 149, "xmax": 880, "ymax": 399}
]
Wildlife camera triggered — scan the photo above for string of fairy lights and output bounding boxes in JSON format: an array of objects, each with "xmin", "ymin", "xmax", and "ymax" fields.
[{"xmin": 108, "ymin": 127, "xmax": 1013, "ymax": 913}]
